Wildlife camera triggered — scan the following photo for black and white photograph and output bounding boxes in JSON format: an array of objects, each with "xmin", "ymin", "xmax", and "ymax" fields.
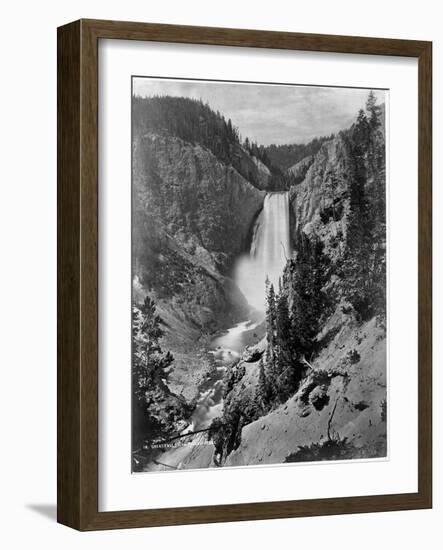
[{"xmin": 131, "ymin": 78, "xmax": 387, "ymax": 473}]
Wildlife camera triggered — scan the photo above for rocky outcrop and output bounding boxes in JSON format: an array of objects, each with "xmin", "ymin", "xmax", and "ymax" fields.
[
  {"xmin": 133, "ymin": 133, "xmax": 266, "ymax": 275},
  {"xmin": 287, "ymin": 154, "xmax": 314, "ymax": 185},
  {"xmin": 225, "ymin": 142, "xmax": 272, "ymax": 191},
  {"xmin": 242, "ymin": 337, "xmax": 266, "ymax": 362},
  {"xmin": 248, "ymin": 151, "xmax": 272, "ymax": 189},
  {"xmin": 225, "ymin": 309, "xmax": 387, "ymax": 466},
  {"xmin": 289, "ymin": 135, "xmax": 351, "ymax": 262}
]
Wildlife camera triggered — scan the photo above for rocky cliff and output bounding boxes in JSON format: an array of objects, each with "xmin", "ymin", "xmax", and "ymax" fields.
[
  {"xmin": 289, "ymin": 134, "xmax": 351, "ymax": 263},
  {"xmin": 133, "ymin": 133, "xmax": 266, "ymax": 276},
  {"xmin": 132, "ymin": 131, "xmax": 266, "ymax": 397},
  {"xmin": 288, "ymin": 154, "xmax": 314, "ymax": 185}
]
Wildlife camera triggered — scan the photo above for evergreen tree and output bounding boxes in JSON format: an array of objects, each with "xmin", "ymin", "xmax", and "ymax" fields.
[
  {"xmin": 265, "ymin": 280, "xmax": 277, "ymax": 349},
  {"xmin": 274, "ymin": 291, "xmax": 296, "ymax": 400},
  {"xmin": 341, "ymin": 96, "xmax": 386, "ymax": 320},
  {"xmin": 132, "ymin": 296, "xmax": 174, "ymax": 400},
  {"xmin": 260, "ymin": 232, "xmax": 329, "ymax": 407},
  {"xmin": 264, "ymin": 280, "xmax": 278, "ymax": 397},
  {"xmin": 132, "ymin": 295, "xmax": 193, "ymax": 459},
  {"xmin": 286, "ymin": 232, "xmax": 329, "ymax": 357},
  {"xmin": 366, "ymin": 90, "xmax": 382, "ymax": 130},
  {"xmin": 341, "ymin": 110, "xmax": 373, "ymax": 318},
  {"xmin": 365, "ymin": 92, "xmax": 386, "ymax": 314},
  {"xmin": 255, "ymin": 357, "xmax": 271, "ymax": 411}
]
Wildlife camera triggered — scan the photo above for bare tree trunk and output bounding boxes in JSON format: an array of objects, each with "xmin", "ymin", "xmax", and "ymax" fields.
[
  {"xmin": 327, "ymin": 397, "xmax": 340, "ymax": 441},
  {"xmin": 301, "ymin": 356, "xmax": 314, "ymax": 370}
]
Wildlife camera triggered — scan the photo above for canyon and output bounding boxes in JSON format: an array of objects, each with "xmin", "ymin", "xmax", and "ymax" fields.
[{"xmin": 131, "ymin": 94, "xmax": 387, "ymax": 471}]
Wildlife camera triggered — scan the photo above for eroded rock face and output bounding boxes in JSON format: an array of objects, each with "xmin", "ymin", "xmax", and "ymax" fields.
[
  {"xmin": 232, "ymin": 142, "xmax": 271, "ymax": 191},
  {"xmin": 132, "ymin": 132, "xmax": 266, "ymax": 336},
  {"xmin": 289, "ymin": 135, "xmax": 351, "ymax": 262},
  {"xmin": 134, "ymin": 133, "xmax": 266, "ymax": 272},
  {"xmin": 288, "ymin": 154, "xmax": 314, "ymax": 185}
]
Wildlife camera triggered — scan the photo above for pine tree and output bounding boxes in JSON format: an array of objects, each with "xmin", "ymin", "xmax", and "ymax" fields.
[
  {"xmin": 264, "ymin": 281, "xmax": 278, "ymax": 399},
  {"xmin": 260, "ymin": 233, "xmax": 330, "ymax": 407},
  {"xmin": 366, "ymin": 90, "xmax": 381, "ymax": 130},
  {"xmin": 365, "ymin": 91, "xmax": 386, "ymax": 315},
  {"xmin": 265, "ymin": 280, "xmax": 277, "ymax": 350},
  {"xmin": 133, "ymin": 296, "xmax": 174, "ymax": 400},
  {"xmin": 131, "ymin": 295, "xmax": 191, "ymax": 457},
  {"xmin": 275, "ymin": 291, "xmax": 296, "ymax": 400},
  {"xmin": 340, "ymin": 98, "xmax": 387, "ymax": 321},
  {"xmin": 287, "ymin": 232, "xmax": 327, "ymax": 356},
  {"xmin": 353, "ymin": 109, "xmax": 370, "ymax": 149},
  {"xmin": 255, "ymin": 357, "xmax": 271, "ymax": 411}
]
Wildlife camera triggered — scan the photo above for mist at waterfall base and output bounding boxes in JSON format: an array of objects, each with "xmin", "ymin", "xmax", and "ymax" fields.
[
  {"xmin": 234, "ymin": 192, "xmax": 291, "ymax": 313},
  {"xmin": 190, "ymin": 193, "xmax": 292, "ymax": 433}
]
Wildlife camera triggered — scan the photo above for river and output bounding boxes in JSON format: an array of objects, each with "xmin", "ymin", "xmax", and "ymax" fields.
[{"xmin": 144, "ymin": 318, "xmax": 263, "ymax": 471}]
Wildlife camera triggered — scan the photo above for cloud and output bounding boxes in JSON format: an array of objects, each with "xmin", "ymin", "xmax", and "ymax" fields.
[{"xmin": 133, "ymin": 77, "xmax": 386, "ymax": 145}]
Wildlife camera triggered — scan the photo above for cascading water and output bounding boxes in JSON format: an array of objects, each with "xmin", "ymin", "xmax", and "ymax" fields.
[{"xmin": 235, "ymin": 192, "xmax": 291, "ymax": 312}]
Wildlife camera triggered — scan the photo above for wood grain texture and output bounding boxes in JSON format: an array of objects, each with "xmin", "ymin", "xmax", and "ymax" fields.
[
  {"xmin": 417, "ymin": 41, "xmax": 432, "ymax": 506},
  {"xmin": 57, "ymin": 19, "xmax": 432, "ymax": 531},
  {"xmin": 57, "ymin": 20, "xmax": 81, "ymax": 528},
  {"xmin": 83, "ymin": 18, "xmax": 429, "ymax": 56}
]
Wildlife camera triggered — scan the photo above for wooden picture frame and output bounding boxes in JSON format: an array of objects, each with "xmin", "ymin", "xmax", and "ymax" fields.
[{"xmin": 57, "ymin": 19, "xmax": 432, "ymax": 530}]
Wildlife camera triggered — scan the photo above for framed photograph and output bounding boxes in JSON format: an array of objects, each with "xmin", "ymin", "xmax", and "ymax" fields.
[{"xmin": 57, "ymin": 19, "xmax": 432, "ymax": 530}]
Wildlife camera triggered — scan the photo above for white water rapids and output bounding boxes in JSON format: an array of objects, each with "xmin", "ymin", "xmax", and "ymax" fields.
[{"xmin": 235, "ymin": 192, "xmax": 291, "ymax": 311}]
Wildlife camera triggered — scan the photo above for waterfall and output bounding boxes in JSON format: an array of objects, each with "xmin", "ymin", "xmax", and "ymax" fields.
[{"xmin": 234, "ymin": 192, "xmax": 291, "ymax": 312}]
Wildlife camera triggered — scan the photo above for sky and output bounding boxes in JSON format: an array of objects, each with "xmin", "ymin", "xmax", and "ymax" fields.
[{"xmin": 133, "ymin": 77, "xmax": 386, "ymax": 146}]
